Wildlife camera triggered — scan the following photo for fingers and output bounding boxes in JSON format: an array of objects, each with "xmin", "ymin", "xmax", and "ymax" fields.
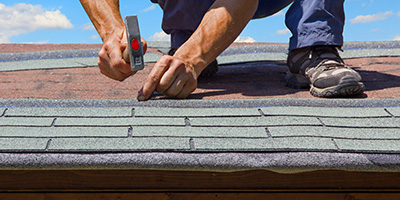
[
  {"xmin": 98, "ymin": 48, "xmax": 125, "ymax": 80},
  {"xmin": 138, "ymin": 56, "xmax": 172, "ymax": 101},
  {"xmin": 176, "ymin": 82, "xmax": 197, "ymax": 99},
  {"xmin": 141, "ymin": 37, "xmax": 147, "ymax": 55},
  {"xmin": 137, "ymin": 55, "xmax": 197, "ymax": 101},
  {"xmin": 156, "ymin": 60, "xmax": 185, "ymax": 95},
  {"xmin": 163, "ymin": 67, "xmax": 197, "ymax": 98},
  {"xmin": 97, "ymin": 30, "xmax": 133, "ymax": 81}
]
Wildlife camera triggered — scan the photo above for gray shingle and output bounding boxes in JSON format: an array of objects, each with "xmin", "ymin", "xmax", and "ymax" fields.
[
  {"xmin": 135, "ymin": 107, "xmax": 260, "ymax": 117},
  {"xmin": 190, "ymin": 116, "xmax": 321, "ymax": 126},
  {"xmin": 320, "ymin": 118, "xmax": 400, "ymax": 128},
  {"xmin": 0, "ymin": 108, "xmax": 5, "ymax": 116},
  {"xmin": 132, "ymin": 127, "xmax": 268, "ymax": 138},
  {"xmin": 144, "ymin": 52, "xmax": 162, "ymax": 63},
  {"xmin": 269, "ymin": 126, "xmax": 400, "ymax": 139},
  {"xmin": 55, "ymin": 117, "xmax": 185, "ymax": 126},
  {"xmin": 0, "ymin": 138, "xmax": 48, "ymax": 151},
  {"xmin": 261, "ymin": 107, "xmax": 389, "ymax": 117},
  {"xmin": 334, "ymin": 139, "xmax": 400, "ymax": 153},
  {"xmin": 6, "ymin": 107, "xmax": 133, "ymax": 117},
  {"xmin": 0, "ymin": 58, "xmax": 92, "ymax": 72},
  {"xmin": 0, "ymin": 127, "xmax": 129, "ymax": 138},
  {"xmin": 0, "ymin": 117, "xmax": 53, "ymax": 126},
  {"xmin": 193, "ymin": 137, "xmax": 337, "ymax": 151},
  {"xmin": 385, "ymin": 107, "xmax": 400, "ymax": 117},
  {"xmin": 48, "ymin": 137, "xmax": 190, "ymax": 151}
]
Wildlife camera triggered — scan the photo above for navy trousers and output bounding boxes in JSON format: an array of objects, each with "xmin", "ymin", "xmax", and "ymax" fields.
[{"xmin": 150, "ymin": 0, "xmax": 345, "ymax": 50}]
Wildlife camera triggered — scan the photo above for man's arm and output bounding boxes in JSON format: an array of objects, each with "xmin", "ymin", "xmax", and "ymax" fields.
[
  {"xmin": 138, "ymin": 0, "xmax": 258, "ymax": 100},
  {"xmin": 80, "ymin": 0, "xmax": 146, "ymax": 81}
]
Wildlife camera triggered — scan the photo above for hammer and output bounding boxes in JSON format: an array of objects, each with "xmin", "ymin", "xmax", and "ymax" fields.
[{"xmin": 122, "ymin": 15, "xmax": 145, "ymax": 72}]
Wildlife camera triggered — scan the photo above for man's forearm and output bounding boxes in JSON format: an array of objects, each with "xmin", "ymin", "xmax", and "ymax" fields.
[
  {"xmin": 174, "ymin": 0, "xmax": 258, "ymax": 76},
  {"xmin": 80, "ymin": 0, "xmax": 125, "ymax": 41}
]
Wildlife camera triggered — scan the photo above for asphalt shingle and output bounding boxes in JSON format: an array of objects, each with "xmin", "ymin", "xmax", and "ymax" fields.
[
  {"xmin": 261, "ymin": 107, "xmax": 390, "ymax": 117},
  {"xmin": 1, "ymin": 42, "xmax": 400, "ymax": 172},
  {"xmin": 0, "ymin": 58, "xmax": 94, "ymax": 72},
  {"xmin": 5, "ymin": 107, "xmax": 133, "ymax": 117},
  {"xmin": 385, "ymin": 107, "xmax": 400, "ymax": 117},
  {"xmin": 334, "ymin": 139, "xmax": 400, "ymax": 153},
  {"xmin": 193, "ymin": 137, "xmax": 338, "ymax": 151},
  {"xmin": 132, "ymin": 127, "xmax": 268, "ymax": 138},
  {"xmin": 320, "ymin": 117, "xmax": 400, "ymax": 128},
  {"xmin": 55, "ymin": 117, "xmax": 185, "ymax": 127},
  {"xmin": 269, "ymin": 126, "xmax": 400, "ymax": 139},
  {"xmin": 0, "ymin": 117, "xmax": 54, "ymax": 127},
  {"xmin": 0, "ymin": 100, "xmax": 400, "ymax": 172},
  {"xmin": 0, "ymin": 127, "xmax": 129, "ymax": 138},
  {"xmin": 48, "ymin": 137, "xmax": 190, "ymax": 152},
  {"xmin": 0, "ymin": 138, "xmax": 48, "ymax": 151},
  {"xmin": 134, "ymin": 107, "xmax": 261, "ymax": 117},
  {"xmin": 190, "ymin": 116, "xmax": 322, "ymax": 126}
]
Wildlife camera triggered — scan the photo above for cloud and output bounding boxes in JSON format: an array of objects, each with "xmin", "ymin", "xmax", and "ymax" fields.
[
  {"xmin": 234, "ymin": 36, "xmax": 256, "ymax": 43},
  {"xmin": 394, "ymin": 35, "xmax": 400, "ymax": 41},
  {"xmin": 370, "ymin": 28, "xmax": 380, "ymax": 32},
  {"xmin": 82, "ymin": 23, "xmax": 95, "ymax": 31},
  {"xmin": 141, "ymin": 5, "xmax": 156, "ymax": 13},
  {"xmin": 26, "ymin": 40, "xmax": 49, "ymax": 44},
  {"xmin": 349, "ymin": 11, "xmax": 393, "ymax": 24},
  {"xmin": 0, "ymin": 3, "xmax": 73, "ymax": 43},
  {"xmin": 271, "ymin": 11, "xmax": 285, "ymax": 17},
  {"xmin": 398, "ymin": 11, "xmax": 400, "ymax": 17},
  {"xmin": 276, "ymin": 28, "xmax": 290, "ymax": 35},
  {"xmin": 90, "ymin": 35, "xmax": 98, "ymax": 40},
  {"xmin": 149, "ymin": 31, "xmax": 170, "ymax": 41}
]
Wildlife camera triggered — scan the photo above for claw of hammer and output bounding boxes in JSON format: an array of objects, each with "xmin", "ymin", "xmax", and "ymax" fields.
[{"xmin": 122, "ymin": 15, "xmax": 144, "ymax": 72}]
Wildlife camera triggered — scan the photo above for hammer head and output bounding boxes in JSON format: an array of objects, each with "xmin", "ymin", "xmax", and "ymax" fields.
[{"xmin": 124, "ymin": 15, "xmax": 144, "ymax": 71}]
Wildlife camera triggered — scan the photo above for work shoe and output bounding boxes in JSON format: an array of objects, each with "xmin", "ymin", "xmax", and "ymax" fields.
[
  {"xmin": 168, "ymin": 49, "xmax": 218, "ymax": 77},
  {"xmin": 286, "ymin": 46, "xmax": 365, "ymax": 98}
]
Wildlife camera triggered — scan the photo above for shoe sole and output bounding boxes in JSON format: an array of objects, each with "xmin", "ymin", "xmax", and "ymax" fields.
[
  {"xmin": 310, "ymin": 76, "xmax": 365, "ymax": 98},
  {"xmin": 286, "ymin": 72, "xmax": 365, "ymax": 98}
]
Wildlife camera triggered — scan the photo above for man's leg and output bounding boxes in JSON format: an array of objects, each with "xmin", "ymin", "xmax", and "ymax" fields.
[
  {"xmin": 151, "ymin": 0, "xmax": 293, "ymax": 76},
  {"xmin": 285, "ymin": 0, "xmax": 364, "ymax": 97}
]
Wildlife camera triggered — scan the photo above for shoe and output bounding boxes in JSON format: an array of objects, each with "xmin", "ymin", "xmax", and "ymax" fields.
[
  {"xmin": 168, "ymin": 49, "xmax": 218, "ymax": 77},
  {"xmin": 286, "ymin": 45, "xmax": 365, "ymax": 98}
]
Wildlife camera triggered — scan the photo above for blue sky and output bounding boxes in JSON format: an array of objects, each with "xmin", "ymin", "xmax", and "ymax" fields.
[{"xmin": 1, "ymin": 0, "xmax": 399, "ymax": 44}]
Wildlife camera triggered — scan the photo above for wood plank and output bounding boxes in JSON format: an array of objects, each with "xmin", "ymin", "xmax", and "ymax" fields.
[
  {"xmin": 0, "ymin": 170, "xmax": 399, "ymax": 192},
  {"xmin": 1, "ymin": 193, "xmax": 400, "ymax": 200}
]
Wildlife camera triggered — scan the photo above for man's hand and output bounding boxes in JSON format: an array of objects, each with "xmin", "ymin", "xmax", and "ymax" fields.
[
  {"xmin": 98, "ymin": 29, "xmax": 132, "ymax": 81},
  {"xmin": 98, "ymin": 29, "xmax": 148, "ymax": 81},
  {"xmin": 137, "ymin": 55, "xmax": 198, "ymax": 101},
  {"xmin": 80, "ymin": 0, "xmax": 147, "ymax": 81}
]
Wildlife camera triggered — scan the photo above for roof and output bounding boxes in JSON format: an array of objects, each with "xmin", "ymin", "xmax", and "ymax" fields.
[{"xmin": 0, "ymin": 41, "xmax": 400, "ymax": 173}]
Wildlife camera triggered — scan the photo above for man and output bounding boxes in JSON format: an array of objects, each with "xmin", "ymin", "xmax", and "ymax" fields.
[{"xmin": 80, "ymin": 0, "xmax": 364, "ymax": 101}]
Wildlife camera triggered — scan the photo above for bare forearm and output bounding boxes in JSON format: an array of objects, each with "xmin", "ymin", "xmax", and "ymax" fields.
[
  {"xmin": 174, "ymin": 0, "xmax": 258, "ymax": 76},
  {"xmin": 80, "ymin": 0, "xmax": 125, "ymax": 41}
]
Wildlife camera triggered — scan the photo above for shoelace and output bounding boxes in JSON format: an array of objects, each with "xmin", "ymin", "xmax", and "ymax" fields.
[{"xmin": 317, "ymin": 59, "xmax": 347, "ymax": 71}]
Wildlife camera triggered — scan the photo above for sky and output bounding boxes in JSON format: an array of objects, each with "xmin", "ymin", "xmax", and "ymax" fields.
[{"xmin": 0, "ymin": 0, "xmax": 399, "ymax": 44}]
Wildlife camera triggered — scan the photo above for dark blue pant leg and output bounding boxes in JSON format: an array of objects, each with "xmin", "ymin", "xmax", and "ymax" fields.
[
  {"xmin": 151, "ymin": 0, "xmax": 215, "ymax": 49},
  {"xmin": 151, "ymin": 0, "xmax": 291, "ymax": 49},
  {"xmin": 285, "ymin": 0, "xmax": 345, "ymax": 50}
]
